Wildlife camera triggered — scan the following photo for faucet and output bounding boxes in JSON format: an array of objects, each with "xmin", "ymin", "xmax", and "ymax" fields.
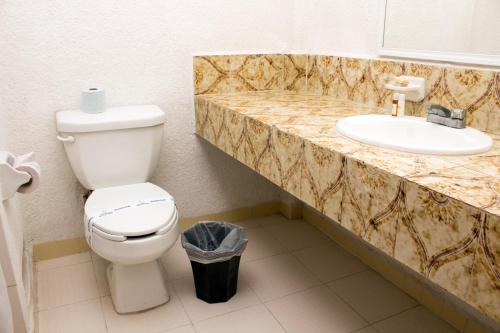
[{"xmin": 426, "ymin": 104, "xmax": 467, "ymax": 129}]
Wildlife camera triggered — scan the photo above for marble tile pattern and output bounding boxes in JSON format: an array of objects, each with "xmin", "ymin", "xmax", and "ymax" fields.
[
  {"xmin": 193, "ymin": 54, "xmax": 500, "ymax": 135},
  {"xmin": 194, "ymin": 90, "xmax": 500, "ymax": 323},
  {"xmin": 193, "ymin": 54, "xmax": 284, "ymax": 95}
]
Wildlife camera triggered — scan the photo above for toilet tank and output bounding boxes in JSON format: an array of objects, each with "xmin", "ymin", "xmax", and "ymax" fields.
[{"xmin": 56, "ymin": 105, "xmax": 166, "ymax": 190}]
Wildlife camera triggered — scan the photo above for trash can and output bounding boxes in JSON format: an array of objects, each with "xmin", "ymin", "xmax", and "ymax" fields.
[{"xmin": 181, "ymin": 221, "xmax": 248, "ymax": 303}]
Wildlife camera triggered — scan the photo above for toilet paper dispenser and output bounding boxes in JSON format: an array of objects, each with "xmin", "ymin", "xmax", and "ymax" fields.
[{"xmin": 0, "ymin": 151, "xmax": 41, "ymax": 201}]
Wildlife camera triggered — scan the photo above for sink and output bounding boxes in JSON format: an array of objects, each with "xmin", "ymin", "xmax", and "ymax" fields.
[{"xmin": 336, "ymin": 115, "xmax": 492, "ymax": 155}]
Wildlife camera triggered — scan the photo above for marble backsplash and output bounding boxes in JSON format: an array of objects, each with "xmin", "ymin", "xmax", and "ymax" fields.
[{"xmin": 194, "ymin": 54, "xmax": 500, "ymax": 135}]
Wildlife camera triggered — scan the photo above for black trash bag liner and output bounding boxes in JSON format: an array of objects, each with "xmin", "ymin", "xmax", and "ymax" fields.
[{"xmin": 181, "ymin": 221, "xmax": 248, "ymax": 264}]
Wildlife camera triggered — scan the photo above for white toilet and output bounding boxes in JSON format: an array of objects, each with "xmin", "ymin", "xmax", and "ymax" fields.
[{"xmin": 55, "ymin": 105, "xmax": 179, "ymax": 314}]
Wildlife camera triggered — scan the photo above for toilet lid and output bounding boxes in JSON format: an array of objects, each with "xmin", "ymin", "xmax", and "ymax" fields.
[{"xmin": 85, "ymin": 182, "xmax": 176, "ymax": 237}]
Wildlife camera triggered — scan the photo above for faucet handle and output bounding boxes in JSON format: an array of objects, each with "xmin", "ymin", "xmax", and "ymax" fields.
[
  {"xmin": 427, "ymin": 104, "xmax": 451, "ymax": 118},
  {"xmin": 426, "ymin": 104, "xmax": 467, "ymax": 129},
  {"xmin": 451, "ymin": 108, "xmax": 466, "ymax": 120}
]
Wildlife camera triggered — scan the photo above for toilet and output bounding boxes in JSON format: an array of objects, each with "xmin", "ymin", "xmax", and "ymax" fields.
[{"xmin": 55, "ymin": 105, "xmax": 179, "ymax": 314}]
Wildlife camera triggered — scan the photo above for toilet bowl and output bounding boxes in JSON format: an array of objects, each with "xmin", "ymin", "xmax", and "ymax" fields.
[
  {"xmin": 84, "ymin": 182, "xmax": 179, "ymax": 313},
  {"xmin": 56, "ymin": 105, "xmax": 177, "ymax": 313},
  {"xmin": 85, "ymin": 182, "xmax": 179, "ymax": 313}
]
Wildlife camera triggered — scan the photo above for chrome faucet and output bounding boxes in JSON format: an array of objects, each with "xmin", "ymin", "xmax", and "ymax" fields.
[{"xmin": 426, "ymin": 104, "xmax": 467, "ymax": 129}]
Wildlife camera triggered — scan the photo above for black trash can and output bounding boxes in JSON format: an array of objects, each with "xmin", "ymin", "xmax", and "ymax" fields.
[{"xmin": 181, "ymin": 221, "xmax": 248, "ymax": 304}]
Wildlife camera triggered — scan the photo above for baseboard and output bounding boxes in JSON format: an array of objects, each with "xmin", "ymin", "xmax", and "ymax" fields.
[
  {"xmin": 279, "ymin": 192, "xmax": 303, "ymax": 220},
  {"xmin": 33, "ymin": 237, "xmax": 90, "ymax": 262},
  {"xmin": 33, "ymin": 201, "xmax": 281, "ymax": 262},
  {"xmin": 302, "ymin": 205, "xmax": 495, "ymax": 333},
  {"xmin": 179, "ymin": 201, "xmax": 280, "ymax": 230}
]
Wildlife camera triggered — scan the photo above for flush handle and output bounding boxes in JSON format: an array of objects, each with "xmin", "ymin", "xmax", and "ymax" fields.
[{"xmin": 56, "ymin": 135, "xmax": 75, "ymax": 143}]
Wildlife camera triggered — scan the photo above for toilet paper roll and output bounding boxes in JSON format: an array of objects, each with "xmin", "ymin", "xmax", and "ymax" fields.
[
  {"xmin": 81, "ymin": 87, "xmax": 106, "ymax": 114},
  {"xmin": 15, "ymin": 162, "xmax": 41, "ymax": 194}
]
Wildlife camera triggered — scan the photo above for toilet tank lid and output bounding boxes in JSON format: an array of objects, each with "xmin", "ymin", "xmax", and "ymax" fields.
[{"xmin": 56, "ymin": 105, "xmax": 166, "ymax": 133}]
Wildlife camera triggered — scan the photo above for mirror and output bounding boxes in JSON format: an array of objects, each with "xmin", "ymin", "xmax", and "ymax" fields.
[{"xmin": 380, "ymin": 0, "xmax": 500, "ymax": 66}]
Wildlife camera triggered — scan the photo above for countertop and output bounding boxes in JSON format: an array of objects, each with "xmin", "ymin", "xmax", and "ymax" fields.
[{"xmin": 196, "ymin": 91, "xmax": 499, "ymax": 217}]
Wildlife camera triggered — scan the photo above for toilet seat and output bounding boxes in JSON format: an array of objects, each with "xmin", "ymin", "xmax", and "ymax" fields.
[{"xmin": 85, "ymin": 182, "xmax": 177, "ymax": 242}]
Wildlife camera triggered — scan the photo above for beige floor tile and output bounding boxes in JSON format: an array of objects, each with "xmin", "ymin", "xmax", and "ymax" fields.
[
  {"xmin": 36, "ymin": 252, "xmax": 91, "ymax": 272},
  {"xmin": 293, "ymin": 242, "xmax": 368, "ymax": 282},
  {"xmin": 92, "ymin": 257, "xmax": 111, "ymax": 297},
  {"xmin": 353, "ymin": 327, "xmax": 379, "ymax": 333},
  {"xmin": 160, "ymin": 238, "xmax": 193, "ymax": 281},
  {"xmin": 101, "ymin": 290, "xmax": 190, "ymax": 333},
  {"xmin": 263, "ymin": 219, "xmax": 330, "ymax": 251},
  {"xmin": 328, "ymin": 270, "xmax": 417, "ymax": 323},
  {"xmin": 241, "ymin": 254, "xmax": 320, "ymax": 302},
  {"xmin": 241, "ymin": 227, "xmax": 287, "ymax": 262},
  {"xmin": 266, "ymin": 285, "xmax": 367, "ymax": 333},
  {"xmin": 250, "ymin": 214, "xmax": 291, "ymax": 226},
  {"xmin": 163, "ymin": 325, "xmax": 197, "ymax": 333},
  {"xmin": 194, "ymin": 304, "xmax": 285, "ymax": 333},
  {"xmin": 90, "ymin": 251, "xmax": 103, "ymax": 261},
  {"xmin": 374, "ymin": 306, "xmax": 459, "ymax": 333},
  {"xmin": 37, "ymin": 299, "xmax": 106, "ymax": 333},
  {"xmin": 37, "ymin": 262, "xmax": 100, "ymax": 310},
  {"xmin": 232, "ymin": 218, "xmax": 266, "ymax": 229},
  {"xmin": 173, "ymin": 275, "xmax": 260, "ymax": 322}
]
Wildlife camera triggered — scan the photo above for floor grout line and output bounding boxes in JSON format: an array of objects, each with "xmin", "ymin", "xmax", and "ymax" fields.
[
  {"xmin": 240, "ymin": 250, "xmax": 289, "ymax": 265},
  {"xmin": 33, "ymin": 257, "xmax": 92, "ymax": 275},
  {"xmin": 367, "ymin": 303, "xmax": 421, "ymax": 327},
  {"xmin": 36, "ymin": 295, "xmax": 103, "ymax": 313},
  {"xmin": 325, "ymin": 276, "xmax": 423, "ymax": 329},
  {"xmin": 261, "ymin": 282, "xmax": 324, "ymax": 304},
  {"xmin": 35, "ymin": 260, "xmax": 93, "ymax": 273},
  {"xmin": 321, "ymin": 266, "xmax": 373, "ymax": 284},
  {"xmin": 169, "ymin": 281, "xmax": 197, "ymax": 328},
  {"xmin": 186, "ymin": 302, "xmax": 265, "ymax": 326},
  {"xmin": 97, "ymin": 297, "xmax": 110, "ymax": 333},
  {"xmin": 324, "ymin": 283, "xmax": 372, "ymax": 328},
  {"xmin": 261, "ymin": 301, "xmax": 289, "ymax": 333}
]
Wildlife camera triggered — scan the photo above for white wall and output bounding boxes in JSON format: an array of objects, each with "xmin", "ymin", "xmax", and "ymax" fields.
[
  {"xmin": 470, "ymin": 0, "xmax": 500, "ymax": 54},
  {"xmin": 0, "ymin": 97, "xmax": 8, "ymax": 150},
  {"xmin": 0, "ymin": 96, "xmax": 24, "ymax": 284},
  {"xmin": 0, "ymin": 0, "xmax": 289, "ymax": 243},
  {"xmin": 291, "ymin": 0, "xmax": 383, "ymax": 57},
  {"xmin": 0, "ymin": 96, "xmax": 32, "ymax": 332}
]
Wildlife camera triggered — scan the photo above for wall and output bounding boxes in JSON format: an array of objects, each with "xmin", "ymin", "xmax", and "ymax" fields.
[
  {"xmin": 0, "ymin": 95, "xmax": 32, "ymax": 332},
  {"xmin": 0, "ymin": 0, "xmax": 290, "ymax": 244},
  {"xmin": 291, "ymin": 0, "xmax": 383, "ymax": 57},
  {"xmin": 0, "ymin": 97, "xmax": 10, "ymax": 150},
  {"xmin": 470, "ymin": 0, "xmax": 500, "ymax": 54}
]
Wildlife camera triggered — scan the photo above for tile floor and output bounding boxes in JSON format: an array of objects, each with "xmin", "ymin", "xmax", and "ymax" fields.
[{"xmin": 35, "ymin": 215, "xmax": 459, "ymax": 333}]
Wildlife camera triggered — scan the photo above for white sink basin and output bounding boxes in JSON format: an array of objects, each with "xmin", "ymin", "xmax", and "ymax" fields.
[{"xmin": 336, "ymin": 115, "xmax": 492, "ymax": 155}]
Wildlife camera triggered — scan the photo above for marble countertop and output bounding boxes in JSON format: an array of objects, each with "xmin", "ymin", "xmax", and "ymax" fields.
[{"xmin": 197, "ymin": 91, "xmax": 499, "ymax": 217}]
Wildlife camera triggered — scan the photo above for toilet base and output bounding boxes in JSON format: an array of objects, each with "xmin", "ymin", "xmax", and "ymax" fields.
[{"xmin": 107, "ymin": 260, "xmax": 169, "ymax": 314}]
